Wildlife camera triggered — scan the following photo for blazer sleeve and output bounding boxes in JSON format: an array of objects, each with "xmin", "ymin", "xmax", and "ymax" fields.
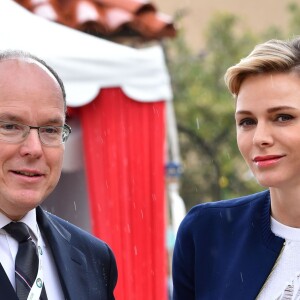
[{"xmin": 105, "ymin": 243, "xmax": 118, "ymax": 300}]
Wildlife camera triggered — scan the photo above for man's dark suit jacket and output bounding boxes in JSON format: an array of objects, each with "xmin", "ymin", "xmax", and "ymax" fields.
[{"xmin": 0, "ymin": 206, "xmax": 118, "ymax": 300}]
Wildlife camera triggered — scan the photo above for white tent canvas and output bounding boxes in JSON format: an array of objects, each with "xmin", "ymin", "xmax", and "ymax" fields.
[{"xmin": 0, "ymin": 0, "xmax": 172, "ymax": 106}]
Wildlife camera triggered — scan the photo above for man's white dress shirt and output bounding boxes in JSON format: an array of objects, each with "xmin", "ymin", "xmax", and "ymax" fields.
[{"xmin": 0, "ymin": 209, "xmax": 64, "ymax": 299}]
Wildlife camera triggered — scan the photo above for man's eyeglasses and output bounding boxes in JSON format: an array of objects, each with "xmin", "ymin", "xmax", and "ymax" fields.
[{"xmin": 0, "ymin": 120, "xmax": 72, "ymax": 146}]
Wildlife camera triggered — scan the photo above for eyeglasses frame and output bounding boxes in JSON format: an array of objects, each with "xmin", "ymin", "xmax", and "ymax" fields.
[{"xmin": 0, "ymin": 120, "xmax": 72, "ymax": 146}]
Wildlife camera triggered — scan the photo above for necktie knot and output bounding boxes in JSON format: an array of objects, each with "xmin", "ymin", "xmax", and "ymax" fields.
[{"xmin": 3, "ymin": 222, "xmax": 31, "ymax": 243}]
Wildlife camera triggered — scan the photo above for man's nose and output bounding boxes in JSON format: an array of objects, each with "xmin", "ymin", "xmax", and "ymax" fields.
[{"xmin": 19, "ymin": 128, "xmax": 43, "ymax": 157}]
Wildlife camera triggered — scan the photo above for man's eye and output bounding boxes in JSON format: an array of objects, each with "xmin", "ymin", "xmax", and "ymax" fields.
[
  {"xmin": 0, "ymin": 123, "xmax": 20, "ymax": 131},
  {"xmin": 42, "ymin": 127, "xmax": 60, "ymax": 134}
]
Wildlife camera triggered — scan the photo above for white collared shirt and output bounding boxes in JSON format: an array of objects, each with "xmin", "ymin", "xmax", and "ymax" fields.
[{"xmin": 0, "ymin": 209, "xmax": 65, "ymax": 300}]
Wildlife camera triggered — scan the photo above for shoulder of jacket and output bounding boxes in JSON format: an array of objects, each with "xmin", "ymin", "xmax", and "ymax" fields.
[
  {"xmin": 39, "ymin": 208, "xmax": 112, "ymax": 253},
  {"xmin": 181, "ymin": 190, "xmax": 269, "ymax": 227},
  {"xmin": 192, "ymin": 189, "xmax": 267, "ymax": 211}
]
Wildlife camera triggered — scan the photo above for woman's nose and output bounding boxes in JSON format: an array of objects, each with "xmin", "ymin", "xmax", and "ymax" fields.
[{"xmin": 252, "ymin": 122, "xmax": 274, "ymax": 147}]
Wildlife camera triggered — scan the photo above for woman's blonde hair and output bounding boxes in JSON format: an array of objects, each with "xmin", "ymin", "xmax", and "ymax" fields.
[{"xmin": 224, "ymin": 37, "xmax": 300, "ymax": 97}]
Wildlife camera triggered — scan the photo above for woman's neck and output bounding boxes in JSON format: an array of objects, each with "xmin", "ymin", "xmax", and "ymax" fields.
[{"xmin": 270, "ymin": 186, "xmax": 300, "ymax": 228}]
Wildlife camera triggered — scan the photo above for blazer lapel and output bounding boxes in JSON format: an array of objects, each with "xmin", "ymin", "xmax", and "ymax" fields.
[
  {"xmin": 0, "ymin": 264, "xmax": 18, "ymax": 300},
  {"xmin": 36, "ymin": 207, "xmax": 89, "ymax": 300}
]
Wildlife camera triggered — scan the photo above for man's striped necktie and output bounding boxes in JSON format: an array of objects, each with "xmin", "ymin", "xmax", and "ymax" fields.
[{"xmin": 3, "ymin": 222, "xmax": 47, "ymax": 300}]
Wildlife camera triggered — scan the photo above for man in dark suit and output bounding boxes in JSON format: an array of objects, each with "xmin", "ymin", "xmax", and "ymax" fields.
[{"xmin": 0, "ymin": 50, "xmax": 117, "ymax": 299}]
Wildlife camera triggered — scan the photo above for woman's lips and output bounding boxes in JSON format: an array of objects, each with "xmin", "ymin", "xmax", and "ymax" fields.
[{"xmin": 253, "ymin": 155, "xmax": 285, "ymax": 167}]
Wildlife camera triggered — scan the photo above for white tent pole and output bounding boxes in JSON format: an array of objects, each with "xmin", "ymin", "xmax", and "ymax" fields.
[
  {"xmin": 166, "ymin": 100, "xmax": 181, "ymax": 165},
  {"xmin": 166, "ymin": 100, "xmax": 186, "ymax": 233}
]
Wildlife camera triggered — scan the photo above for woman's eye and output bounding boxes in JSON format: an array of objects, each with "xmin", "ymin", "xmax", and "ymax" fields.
[
  {"xmin": 276, "ymin": 114, "xmax": 293, "ymax": 122},
  {"xmin": 238, "ymin": 118, "xmax": 256, "ymax": 127}
]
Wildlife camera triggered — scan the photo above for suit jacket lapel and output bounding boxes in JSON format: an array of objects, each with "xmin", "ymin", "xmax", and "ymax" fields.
[
  {"xmin": 36, "ymin": 207, "xmax": 89, "ymax": 300},
  {"xmin": 0, "ymin": 264, "xmax": 18, "ymax": 300}
]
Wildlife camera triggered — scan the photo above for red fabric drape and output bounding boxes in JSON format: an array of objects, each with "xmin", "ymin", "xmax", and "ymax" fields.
[{"xmin": 79, "ymin": 87, "xmax": 167, "ymax": 300}]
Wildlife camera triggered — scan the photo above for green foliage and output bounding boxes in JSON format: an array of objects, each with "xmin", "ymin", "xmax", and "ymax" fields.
[
  {"xmin": 164, "ymin": 6, "xmax": 300, "ymax": 210},
  {"xmin": 288, "ymin": 2, "xmax": 300, "ymax": 36}
]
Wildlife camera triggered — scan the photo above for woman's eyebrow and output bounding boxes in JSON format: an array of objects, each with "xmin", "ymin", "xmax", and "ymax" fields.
[
  {"xmin": 266, "ymin": 106, "xmax": 296, "ymax": 113},
  {"xmin": 235, "ymin": 110, "xmax": 252, "ymax": 116},
  {"xmin": 235, "ymin": 106, "xmax": 297, "ymax": 116}
]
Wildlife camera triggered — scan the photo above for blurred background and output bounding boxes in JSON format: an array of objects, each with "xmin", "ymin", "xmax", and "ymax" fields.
[{"xmin": 160, "ymin": 0, "xmax": 300, "ymax": 210}]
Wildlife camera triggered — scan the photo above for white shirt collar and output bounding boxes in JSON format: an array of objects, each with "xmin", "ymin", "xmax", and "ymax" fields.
[{"xmin": 0, "ymin": 209, "xmax": 38, "ymax": 240}]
